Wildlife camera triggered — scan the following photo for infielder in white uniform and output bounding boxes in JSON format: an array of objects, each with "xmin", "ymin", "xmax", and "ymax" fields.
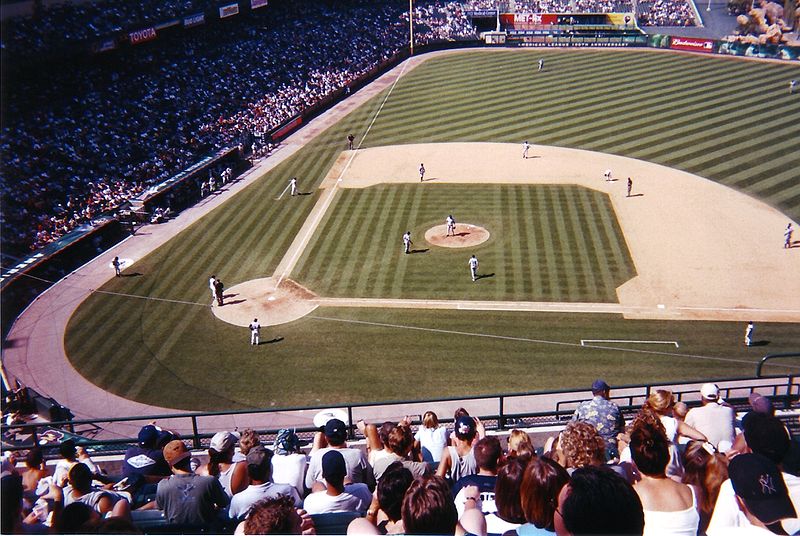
[
  {"xmin": 785, "ymin": 223, "xmax": 794, "ymax": 248},
  {"xmin": 604, "ymin": 169, "xmax": 613, "ymax": 181},
  {"xmin": 403, "ymin": 231, "xmax": 413, "ymax": 254},
  {"xmin": 446, "ymin": 215, "xmax": 456, "ymax": 237},
  {"xmin": 419, "ymin": 164, "xmax": 426, "ymax": 182},
  {"xmin": 522, "ymin": 141, "xmax": 530, "ymax": 159},
  {"xmin": 250, "ymin": 318, "xmax": 260, "ymax": 346},
  {"xmin": 468, "ymin": 255, "xmax": 479, "ymax": 282},
  {"xmin": 209, "ymin": 275, "xmax": 217, "ymax": 300},
  {"xmin": 289, "ymin": 177, "xmax": 298, "ymax": 196}
]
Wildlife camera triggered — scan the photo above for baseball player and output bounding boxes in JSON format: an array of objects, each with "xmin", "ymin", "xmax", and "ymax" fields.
[
  {"xmin": 604, "ymin": 169, "xmax": 613, "ymax": 182},
  {"xmin": 790, "ymin": 80, "xmax": 797, "ymax": 94},
  {"xmin": 627, "ymin": 177, "xmax": 633, "ymax": 198},
  {"xmin": 347, "ymin": 134, "xmax": 355, "ymax": 150},
  {"xmin": 446, "ymin": 215, "xmax": 456, "ymax": 237},
  {"xmin": 289, "ymin": 177, "xmax": 298, "ymax": 196},
  {"xmin": 249, "ymin": 318, "xmax": 260, "ymax": 346},
  {"xmin": 419, "ymin": 163, "xmax": 426, "ymax": 182},
  {"xmin": 785, "ymin": 223, "xmax": 794, "ymax": 248},
  {"xmin": 403, "ymin": 231, "xmax": 413, "ymax": 254},
  {"xmin": 522, "ymin": 141, "xmax": 530, "ymax": 159},
  {"xmin": 112, "ymin": 256, "xmax": 121, "ymax": 277},
  {"xmin": 209, "ymin": 275, "xmax": 217, "ymax": 300},
  {"xmin": 745, "ymin": 321, "xmax": 754, "ymax": 346},
  {"xmin": 468, "ymin": 255, "xmax": 479, "ymax": 282},
  {"xmin": 538, "ymin": 58, "xmax": 544, "ymax": 72}
]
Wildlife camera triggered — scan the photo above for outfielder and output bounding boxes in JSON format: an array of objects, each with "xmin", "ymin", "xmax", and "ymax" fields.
[
  {"xmin": 468, "ymin": 255, "xmax": 479, "ymax": 282},
  {"xmin": 249, "ymin": 318, "xmax": 260, "ymax": 346},
  {"xmin": 446, "ymin": 215, "xmax": 456, "ymax": 237},
  {"xmin": 403, "ymin": 231, "xmax": 413, "ymax": 254},
  {"xmin": 538, "ymin": 58, "xmax": 544, "ymax": 71},
  {"xmin": 522, "ymin": 141, "xmax": 530, "ymax": 159}
]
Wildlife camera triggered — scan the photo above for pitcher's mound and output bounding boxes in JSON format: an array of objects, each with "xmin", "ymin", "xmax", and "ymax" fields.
[
  {"xmin": 211, "ymin": 277, "xmax": 318, "ymax": 327},
  {"xmin": 425, "ymin": 224, "xmax": 490, "ymax": 248}
]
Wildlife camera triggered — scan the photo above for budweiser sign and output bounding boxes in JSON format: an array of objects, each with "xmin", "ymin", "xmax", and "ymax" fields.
[
  {"xmin": 129, "ymin": 27, "xmax": 156, "ymax": 45},
  {"xmin": 670, "ymin": 37, "xmax": 714, "ymax": 53}
]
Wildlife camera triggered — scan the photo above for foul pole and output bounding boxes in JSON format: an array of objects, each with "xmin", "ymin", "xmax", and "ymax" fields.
[{"xmin": 409, "ymin": 0, "xmax": 414, "ymax": 55}]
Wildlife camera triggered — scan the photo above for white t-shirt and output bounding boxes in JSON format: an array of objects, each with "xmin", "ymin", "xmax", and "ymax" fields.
[
  {"xmin": 302, "ymin": 484, "xmax": 372, "ymax": 515},
  {"xmin": 228, "ymin": 482, "xmax": 301, "ymax": 520},
  {"xmin": 414, "ymin": 426, "xmax": 448, "ymax": 464},
  {"xmin": 708, "ymin": 472, "xmax": 800, "ymax": 535},
  {"xmin": 271, "ymin": 453, "xmax": 307, "ymax": 497}
]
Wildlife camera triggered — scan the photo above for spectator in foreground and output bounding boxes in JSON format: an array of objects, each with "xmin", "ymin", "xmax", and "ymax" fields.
[
  {"xmin": 197, "ymin": 430, "xmax": 248, "ymax": 497},
  {"xmin": 302, "ymin": 450, "xmax": 372, "ymax": 515},
  {"xmin": 628, "ymin": 418, "xmax": 699, "ymax": 536},
  {"xmin": 707, "ymin": 453, "xmax": 796, "ymax": 536},
  {"xmin": 684, "ymin": 383, "xmax": 736, "ymax": 452},
  {"xmin": 709, "ymin": 411, "xmax": 800, "ymax": 534},
  {"xmin": 437, "ymin": 415, "xmax": 479, "ymax": 483},
  {"xmin": 373, "ymin": 424, "xmax": 431, "ymax": 480},
  {"xmin": 229, "ymin": 446, "xmax": 301, "ymax": 521},
  {"xmin": 271, "ymin": 429, "xmax": 307, "ymax": 498},
  {"xmin": 152, "ymin": 440, "xmax": 229, "ymax": 528},
  {"xmin": 681, "ymin": 440, "xmax": 729, "ymax": 534},
  {"xmin": 402, "ymin": 474, "xmax": 485, "ymax": 536},
  {"xmin": 572, "ymin": 379, "xmax": 625, "ymax": 460},
  {"xmin": 414, "ymin": 411, "xmax": 449, "ymax": 468},
  {"xmin": 306, "ymin": 418, "xmax": 375, "ymax": 492},
  {"xmin": 554, "ymin": 466, "xmax": 645, "ymax": 536},
  {"xmin": 63, "ymin": 462, "xmax": 131, "ymax": 520},
  {"xmin": 485, "ymin": 456, "xmax": 528, "ymax": 534},
  {"xmin": 348, "ymin": 462, "xmax": 414, "ymax": 534},
  {"xmin": 452, "ymin": 436, "xmax": 503, "ymax": 516},
  {"xmin": 238, "ymin": 495, "xmax": 315, "ymax": 535},
  {"xmin": 516, "ymin": 456, "xmax": 570, "ymax": 535}
]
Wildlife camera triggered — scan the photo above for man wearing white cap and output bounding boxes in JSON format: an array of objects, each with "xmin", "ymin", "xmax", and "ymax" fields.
[{"xmin": 685, "ymin": 383, "xmax": 736, "ymax": 452}]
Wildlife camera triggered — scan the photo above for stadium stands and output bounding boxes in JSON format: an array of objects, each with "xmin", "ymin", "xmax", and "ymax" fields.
[{"xmin": 2, "ymin": 383, "xmax": 799, "ymax": 534}]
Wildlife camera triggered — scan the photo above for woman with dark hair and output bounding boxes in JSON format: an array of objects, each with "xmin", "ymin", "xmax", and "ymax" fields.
[
  {"xmin": 486, "ymin": 456, "xmax": 527, "ymax": 535},
  {"xmin": 197, "ymin": 431, "xmax": 248, "ymax": 497},
  {"xmin": 629, "ymin": 419, "xmax": 699, "ymax": 536},
  {"xmin": 681, "ymin": 440, "xmax": 728, "ymax": 534},
  {"xmin": 514, "ymin": 457, "xmax": 569, "ymax": 535}
]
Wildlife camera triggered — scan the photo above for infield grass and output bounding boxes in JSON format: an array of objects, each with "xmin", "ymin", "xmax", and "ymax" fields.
[{"xmin": 65, "ymin": 49, "xmax": 800, "ymax": 410}]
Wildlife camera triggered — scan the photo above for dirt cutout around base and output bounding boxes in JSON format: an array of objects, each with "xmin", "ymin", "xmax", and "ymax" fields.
[
  {"xmin": 425, "ymin": 224, "xmax": 490, "ymax": 248},
  {"xmin": 212, "ymin": 277, "xmax": 318, "ymax": 327}
]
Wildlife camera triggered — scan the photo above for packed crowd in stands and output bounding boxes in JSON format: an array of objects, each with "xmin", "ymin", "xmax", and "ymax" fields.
[
  {"xmin": 2, "ymin": 380, "xmax": 799, "ymax": 535},
  {"xmin": 0, "ymin": 0, "xmax": 477, "ymax": 259},
  {"xmin": 638, "ymin": 0, "xmax": 698, "ymax": 26}
]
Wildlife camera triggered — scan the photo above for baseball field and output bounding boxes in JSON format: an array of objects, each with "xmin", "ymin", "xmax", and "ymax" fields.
[{"xmin": 63, "ymin": 49, "xmax": 800, "ymax": 411}]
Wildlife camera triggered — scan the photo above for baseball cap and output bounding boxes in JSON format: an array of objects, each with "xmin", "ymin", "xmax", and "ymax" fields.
[
  {"xmin": 591, "ymin": 379, "xmax": 610, "ymax": 393},
  {"xmin": 454, "ymin": 416, "xmax": 477, "ymax": 441},
  {"xmin": 138, "ymin": 425, "xmax": 159, "ymax": 447},
  {"xmin": 246, "ymin": 445, "xmax": 273, "ymax": 471},
  {"xmin": 729, "ymin": 453, "xmax": 796, "ymax": 524},
  {"xmin": 749, "ymin": 392, "xmax": 775, "ymax": 415},
  {"xmin": 210, "ymin": 431, "xmax": 238, "ymax": 453},
  {"xmin": 163, "ymin": 440, "xmax": 191, "ymax": 466},
  {"xmin": 274, "ymin": 429, "xmax": 300, "ymax": 455},
  {"xmin": 324, "ymin": 418, "xmax": 347, "ymax": 444},
  {"xmin": 700, "ymin": 383, "xmax": 719, "ymax": 400},
  {"xmin": 743, "ymin": 412, "xmax": 791, "ymax": 464},
  {"xmin": 322, "ymin": 449, "xmax": 347, "ymax": 481}
]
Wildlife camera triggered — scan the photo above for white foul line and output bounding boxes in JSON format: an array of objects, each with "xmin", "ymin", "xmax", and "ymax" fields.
[
  {"xmin": 275, "ymin": 60, "xmax": 411, "ymax": 286},
  {"xmin": 581, "ymin": 339, "xmax": 680, "ymax": 348},
  {"xmin": 275, "ymin": 182, "xmax": 291, "ymax": 201}
]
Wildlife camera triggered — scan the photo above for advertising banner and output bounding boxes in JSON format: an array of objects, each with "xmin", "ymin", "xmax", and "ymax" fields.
[
  {"xmin": 251, "ymin": 0, "xmax": 268, "ymax": 8},
  {"xmin": 219, "ymin": 3, "xmax": 240, "ymax": 18},
  {"xmin": 129, "ymin": 27, "xmax": 157, "ymax": 45},
  {"xmin": 670, "ymin": 37, "xmax": 714, "ymax": 53},
  {"xmin": 183, "ymin": 13, "xmax": 205, "ymax": 27}
]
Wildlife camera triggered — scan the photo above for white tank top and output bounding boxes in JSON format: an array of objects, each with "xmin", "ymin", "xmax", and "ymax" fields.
[{"xmin": 642, "ymin": 484, "xmax": 699, "ymax": 536}]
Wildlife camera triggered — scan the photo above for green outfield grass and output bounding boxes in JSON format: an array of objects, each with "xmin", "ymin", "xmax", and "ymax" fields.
[
  {"xmin": 294, "ymin": 184, "xmax": 635, "ymax": 302},
  {"xmin": 65, "ymin": 49, "xmax": 800, "ymax": 410}
]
